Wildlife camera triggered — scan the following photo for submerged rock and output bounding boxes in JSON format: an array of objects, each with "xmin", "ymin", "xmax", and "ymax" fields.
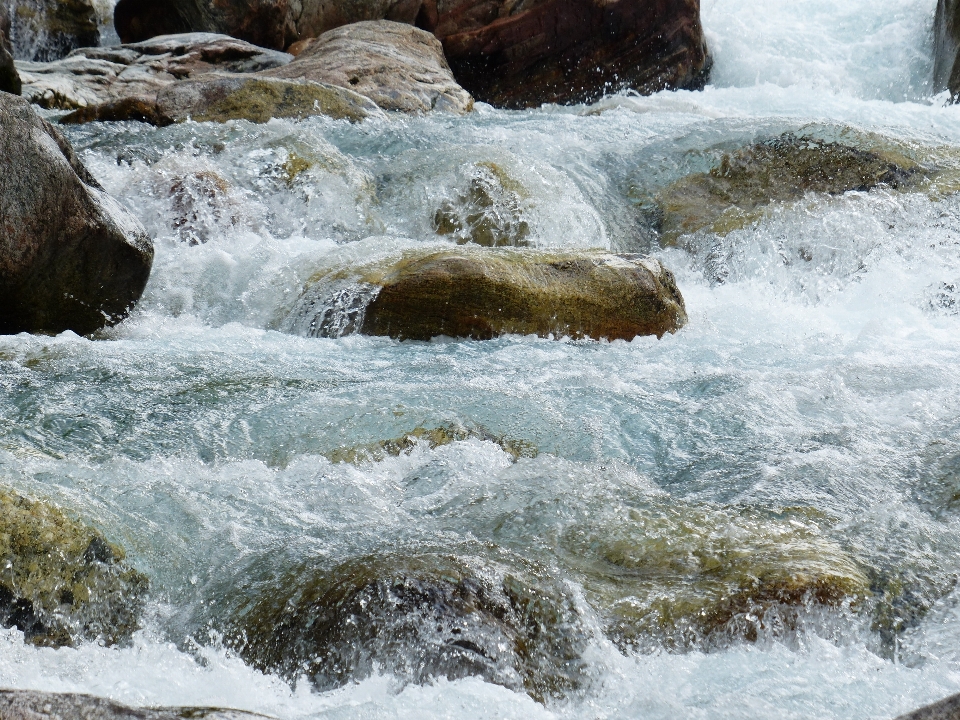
[
  {"xmin": 285, "ymin": 248, "xmax": 687, "ymax": 341},
  {"xmin": 1, "ymin": 6, "xmax": 21, "ymax": 95},
  {"xmin": 0, "ymin": 93, "xmax": 153, "ymax": 335},
  {"xmin": 936, "ymin": 0, "xmax": 960, "ymax": 100},
  {"xmin": 436, "ymin": 0, "xmax": 711, "ymax": 108},
  {"xmin": 433, "ymin": 162, "xmax": 531, "ymax": 246},
  {"xmin": 8, "ymin": 0, "xmax": 100, "ymax": 62},
  {"xmin": 0, "ymin": 690, "xmax": 272, "ymax": 720},
  {"xmin": 19, "ymin": 32, "xmax": 292, "ymax": 110},
  {"xmin": 224, "ymin": 553, "xmax": 586, "ymax": 700},
  {"xmin": 326, "ymin": 423, "xmax": 538, "ymax": 463},
  {"xmin": 262, "ymin": 20, "xmax": 473, "ymax": 114},
  {"xmin": 654, "ymin": 134, "xmax": 921, "ymax": 245},
  {"xmin": 0, "ymin": 486, "xmax": 148, "ymax": 647}
]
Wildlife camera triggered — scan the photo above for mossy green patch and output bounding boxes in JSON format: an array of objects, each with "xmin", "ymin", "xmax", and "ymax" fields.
[{"xmin": 189, "ymin": 79, "xmax": 374, "ymax": 124}]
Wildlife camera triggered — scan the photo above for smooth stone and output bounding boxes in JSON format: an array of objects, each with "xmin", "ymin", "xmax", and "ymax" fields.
[
  {"xmin": 0, "ymin": 486, "xmax": 148, "ymax": 647},
  {"xmin": 1, "ymin": 5, "xmax": 21, "ymax": 95},
  {"xmin": 8, "ymin": 0, "xmax": 100, "ymax": 61},
  {"xmin": 0, "ymin": 690, "xmax": 272, "ymax": 720},
  {"xmin": 262, "ymin": 20, "xmax": 473, "ymax": 114},
  {"xmin": 0, "ymin": 93, "xmax": 153, "ymax": 335}
]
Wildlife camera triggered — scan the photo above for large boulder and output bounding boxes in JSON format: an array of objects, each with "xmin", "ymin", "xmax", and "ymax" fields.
[
  {"xmin": 19, "ymin": 32, "xmax": 292, "ymax": 110},
  {"xmin": 8, "ymin": 0, "xmax": 100, "ymax": 61},
  {"xmin": 936, "ymin": 0, "xmax": 960, "ymax": 99},
  {"xmin": 262, "ymin": 21, "xmax": 473, "ymax": 114},
  {"xmin": 283, "ymin": 247, "xmax": 687, "ymax": 341},
  {"xmin": 0, "ymin": 691, "xmax": 271, "ymax": 720},
  {"xmin": 436, "ymin": 0, "xmax": 712, "ymax": 108},
  {"xmin": 0, "ymin": 93, "xmax": 153, "ymax": 335},
  {"xmin": 0, "ymin": 486, "xmax": 148, "ymax": 647},
  {"xmin": 1, "ymin": 5, "xmax": 21, "ymax": 95}
]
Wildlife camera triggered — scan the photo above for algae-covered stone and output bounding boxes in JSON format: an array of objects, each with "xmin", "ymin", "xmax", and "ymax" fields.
[
  {"xmin": 224, "ymin": 553, "xmax": 585, "ymax": 701},
  {"xmin": 0, "ymin": 486, "xmax": 148, "ymax": 647},
  {"xmin": 433, "ymin": 162, "xmax": 531, "ymax": 247},
  {"xmin": 284, "ymin": 248, "xmax": 687, "ymax": 341},
  {"xmin": 654, "ymin": 134, "xmax": 921, "ymax": 245},
  {"xmin": 560, "ymin": 502, "xmax": 870, "ymax": 649}
]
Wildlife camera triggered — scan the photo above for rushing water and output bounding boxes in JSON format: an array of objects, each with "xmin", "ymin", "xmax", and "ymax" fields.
[{"xmin": 6, "ymin": 0, "xmax": 960, "ymax": 717}]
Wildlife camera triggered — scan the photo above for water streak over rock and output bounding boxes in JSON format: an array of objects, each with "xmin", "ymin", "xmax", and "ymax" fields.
[{"xmin": 8, "ymin": 0, "xmax": 99, "ymax": 61}]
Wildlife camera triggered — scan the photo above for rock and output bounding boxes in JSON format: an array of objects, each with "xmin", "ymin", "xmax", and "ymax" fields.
[
  {"xmin": 0, "ymin": 690, "xmax": 272, "ymax": 720},
  {"xmin": 936, "ymin": 0, "xmax": 960, "ymax": 100},
  {"xmin": 262, "ymin": 20, "xmax": 473, "ymax": 114},
  {"xmin": 654, "ymin": 134, "xmax": 922, "ymax": 245},
  {"xmin": 0, "ymin": 93, "xmax": 153, "ymax": 335},
  {"xmin": 62, "ymin": 74, "xmax": 384, "ymax": 124},
  {"xmin": 0, "ymin": 486, "xmax": 148, "ymax": 647},
  {"xmin": 435, "ymin": 0, "xmax": 711, "ymax": 108},
  {"xmin": 8, "ymin": 0, "xmax": 101, "ymax": 62},
  {"xmin": 223, "ymin": 553, "xmax": 585, "ymax": 701},
  {"xmin": 433, "ymin": 161, "xmax": 531, "ymax": 246},
  {"xmin": 1, "ymin": 6, "xmax": 21, "ymax": 95},
  {"xmin": 284, "ymin": 248, "xmax": 687, "ymax": 341},
  {"xmin": 894, "ymin": 691, "xmax": 960, "ymax": 720},
  {"xmin": 113, "ymin": 0, "xmax": 431, "ymax": 50},
  {"xmin": 19, "ymin": 32, "xmax": 292, "ymax": 110}
]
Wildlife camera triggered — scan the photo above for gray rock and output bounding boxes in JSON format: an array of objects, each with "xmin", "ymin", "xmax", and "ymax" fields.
[
  {"xmin": 0, "ymin": 93, "xmax": 153, "ymax": 335},
  {"xmin": 19, "ymin": 32, "xmax": 292, "ymax": 110},
  {"xmin": 936, "ymin": 0, "xmax": 960, "ymax": 100},
  {"xmin": 8, "ymin": 0, "xmax": 100, "ymax": 62},
  {"xmin": 894, "ymin": 692, "xmax": 960, "ymax": 720},
  {"xmin": 263, "ymin": 20, "xmax": 473, "ymax": 114},
  {"xmin": 0, "ymin": 690, "xmax": 272, "ymax": 720},
  {"xmin": 1, "ymin": 5, "xmax": 21, "ymax": 95}
]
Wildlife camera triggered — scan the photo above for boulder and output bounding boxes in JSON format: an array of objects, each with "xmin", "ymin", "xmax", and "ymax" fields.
[
  {"xmin": 435, "ymin": 0, "xmax": 711, "ymax": 108},
  {"xmin": 8, "ymin": 0, "xmax": 100, "ymax": 61},
  {"xmin": 1, "ymin": 5, "xmax": 21, "ymax": 95},
  {"xmin": 223, "ymin": 553, "xmax": 585, "ymax": 700},
  {"xmin": 0, "ymin": 486, "xmax": 148, "ymax": 647},
  {"xmin": 19, "ymin": 32, "xmax": 292, "ymax": 110},
  {"xmin": 654, "ymin": 134, "xmax": 922, "ymax": 245},
  {"xmin": 262, "ymin": 20, "xmax": 473, "ymax": 114},
  {"xmin": 936, "ymin": 0, "xmax": 960, "ymax": 99},
  {"xmin": 0, "ymin": 690, "xmax": 272, "ymax": 720},
  {"xmin": 283, "ymin": 248, "xmax": 687, "ymax": 341},
  {"xmin": 0, "ymin": 93, "xmax": 153, "ymax": 335},
  {"xmin": 61, "ymin": 74, "xmax": 384, "ymax": 125}
]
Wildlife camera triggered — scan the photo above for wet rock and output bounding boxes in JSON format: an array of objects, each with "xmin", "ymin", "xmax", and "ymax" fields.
[
  {"xmin": 560, "ymin": 503, "xmax": 870, "ymax": 650},
  {"xmin": 1, "ymin": 6, "xmax": 21, "ymax": 95},
  {"xmin": 654, "ymin": 134, "xmax": 922, "ymax": 245},
  {"xmin": 436, "ymin": 0, "xmax": 711, "ymax": 108},
  {"xmin": 262, "ymin": 21, "xmax": 472, "ymax": 114},
  {"xmin": 326, "ymin": 423, "xmax": 538, "ymax": 463},
  {"xmin": 224, "ymin": 553, "xmax": 585, "ymax": 701},
  {"xmin": 0, "ymin": 93, "xmax": 153, "ymax": 335},
  {"xmin": 434, "ymin": 161, "xmax": 530, "ymax": 246},
  {"xmin": 0, "ymin": 486, "xmax": 148, "ymax": 647},
  {"xmin": 113, "ymin": 0, "xmax": 430, "ymax": 50},
  {"xmin": 0, "ymin": 690, "xmax": 272, "ymax": 720},
  {"xmin": 936, "ymin": 0, "xmax": 960, "ymax": 100},
  {"xmin": 8, "ymin": 0, "xmax": 100, "ymax": 62},
  {"xmin": 19, "ymin": 32, "xmax": 292, "ymax": 110},
  {"xmin": 285, "ymin": 248, "xmax": 686, "ymax": 341},
  {"xmin": 894, "ymin": 691, "xmax": 960, "ymax": 720}
]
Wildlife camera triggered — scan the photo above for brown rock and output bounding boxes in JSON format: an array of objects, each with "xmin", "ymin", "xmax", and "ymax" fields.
[
  {"xmin": 0, "ymin": 5, "xmax": 21, "ymax": 95},
  {"xmin": 263, "ymin": 20, "xmax": 473, "ymax": 113},
  {"xmin": 436, "ymin": 0, "xmax": 711, "ymax": 108},
  {"xmin": 0, "ymin": 93, "xmax": 153, "ymax": 335},
  {"xmin": 8, "ymin": 0, "xmax": 100, "ymax": 61}
]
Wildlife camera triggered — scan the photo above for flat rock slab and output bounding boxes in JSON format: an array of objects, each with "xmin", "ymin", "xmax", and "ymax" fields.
[
  {"xmin": 264, "ymin": 20, "xmax": 473, "ymax": 114},
  {"xmin": 18, "ymin": 32, "xmax": 292, "ymax": 109},
  {"xmin": 0, "ymin": 690, "xmax": 272, "ymax": 720}
]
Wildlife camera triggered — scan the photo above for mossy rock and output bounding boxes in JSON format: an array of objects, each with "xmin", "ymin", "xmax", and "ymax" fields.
[
  {"xmin": 560, "ymin": 502, "xmax": 870, "ymax": 650},
  {"xmin": 0, "ymin": 486, "xmax": 148, "ymax": 647},
  {"xmin": 224, "ymin": 553, "xmax": 586, "ymax": 701},
  {"xmin": 433, "ymin": 162, "xmax": 531, "ymax": 247},
  {"xmin": 326, "ymin": 423, "xmax": 538, "ymax": 464},
  {"xmin": 654, "ymin": 134, "xmax": 923, "ymax": 245},
  {"xmin": 284, "ymin": 248, "xmax": 687, "ymax": 341}
]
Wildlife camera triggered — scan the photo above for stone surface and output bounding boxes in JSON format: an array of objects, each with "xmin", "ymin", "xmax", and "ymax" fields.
[
  {"xmin": 0, "ymin": 93, "xmax": 153, "ymax": 335},
  {"xmin": 433, "ymin": 161, "xmax": 531, "ymax": 246},
  {"xmin": 224, "ymin": 553, "xmax": 585, "ymax": 700},
  {"xmin": 895, "ymin": 692, "xmax": 960, "ymax": 720},
  {"xmin": 8, "ymin": 0, "xmax": 100, "ymax": 61},
  {"xmin": 0, "ymin": 690, "xmax": 272, "ymax": 720},
  {"xmin": 61, "ymin": 74, "xmax": 384, "ymax": 124},
  {"xmin": 654, "ymin": 134, "xmax": 922, "ymax": 245},
  {"xmin": 262, "ymin": 20, "xmax": 472, "ymax": 114},
  {"xmin": 436, "ymin": 0, "xmax": 711, "ymax": 108},
  {"xmin": 19, "ymin": 32, "xmax": 292, "ymax": 110},
  {"xmin": 936, "ymin": 0, "xmax": 960, "ymax": 100},
  {"xmin": 285, "ymin": 248, "xmax": 687, "ymax": 341},
  {"xmin": 1, "ymin": 5, "xmax": 21, "ymax": 95},
  {"xmin": 0, "ymin": 486, "xmax": 148, "ymax": 647}
]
